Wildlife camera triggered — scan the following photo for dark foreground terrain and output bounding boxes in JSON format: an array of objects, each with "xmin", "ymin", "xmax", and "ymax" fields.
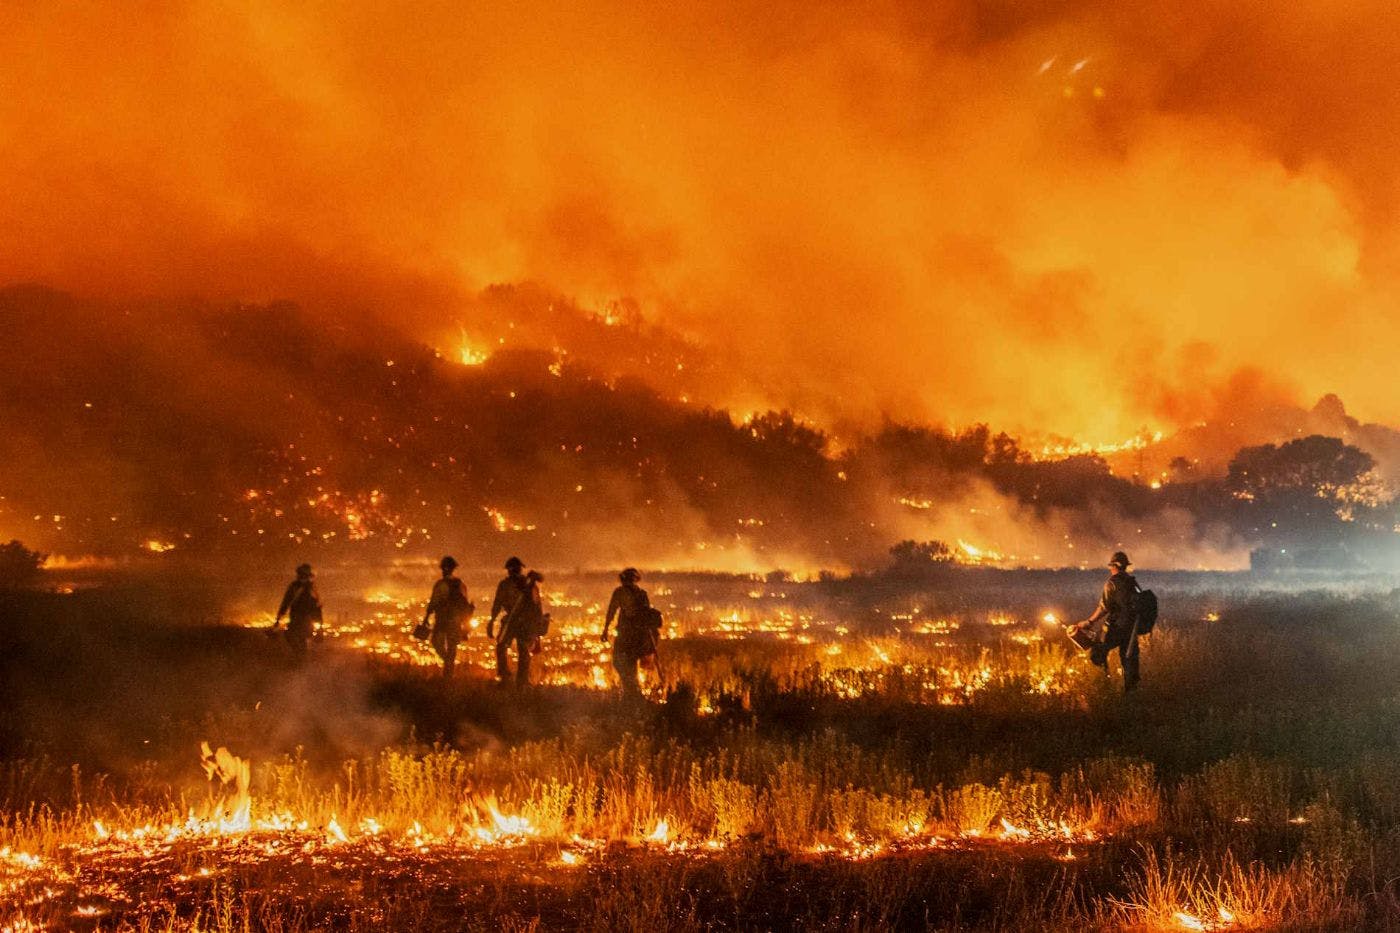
[{"xmin": 3, "ymin": 570, "xmax": 1400, "ymax": 930}]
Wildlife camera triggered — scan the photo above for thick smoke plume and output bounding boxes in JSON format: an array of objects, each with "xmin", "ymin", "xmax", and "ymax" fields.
[{"xmin": 3, "ymin": 1, "xmax": 1400, "ymax": 443}]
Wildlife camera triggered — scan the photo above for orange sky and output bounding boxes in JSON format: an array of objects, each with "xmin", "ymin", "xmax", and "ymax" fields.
[{"xmin": 2, "ymin": 1, "xmax": 1396, "ymax": 442}]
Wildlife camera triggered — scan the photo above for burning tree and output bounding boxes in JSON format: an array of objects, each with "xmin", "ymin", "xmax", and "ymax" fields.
[
  {"xmin": 888, "ymin": 539, "xmax": 957, "ymax": 573},
  {"xmin": 1227, "ymin": 436, "xmax": 1375, "ymax": 503},
  {"xmin": 1227, "ymin": 436, "xmax": 1386, "ymax": 532}
]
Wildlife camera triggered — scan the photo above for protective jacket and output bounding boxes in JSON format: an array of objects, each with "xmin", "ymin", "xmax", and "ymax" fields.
[
  {"xmin": 495, "ymin": 574, "xmax": 542, "ymax": 642},
  {"xmin": 607, "ymin": 584, "xmax": 653, "ymax": 658},
  {"xmin": 426, "ymin": 576, "xmax": 471, "ymax": 635},
  {"xmin": 277, "ymin": 579, "xmax": 322, "ymax": 637},
  {"xmin": 1098, "ymin": 573, "xmax": 1139, "ymax": 632}
]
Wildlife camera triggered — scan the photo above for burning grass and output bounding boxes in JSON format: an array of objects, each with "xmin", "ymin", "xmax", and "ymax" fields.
[
  {"xmin": 0, "ymin": 732, "xmax": 1373, "ymax": 930},
  {"xmin": 5, "ymin": 576, "xmax": 1400, "ymax": 929},
  {"xmin": 242, "ymin": 576, "xmax": 1096, "ymax": 712}
]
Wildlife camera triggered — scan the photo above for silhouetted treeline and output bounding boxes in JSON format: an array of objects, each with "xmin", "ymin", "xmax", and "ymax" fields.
[{"xmin": 1, "ymin": 287, "xmax": 1396, "ymax": 570}]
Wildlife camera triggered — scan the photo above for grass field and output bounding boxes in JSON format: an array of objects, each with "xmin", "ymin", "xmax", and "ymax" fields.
[{"xmin": 3, "ymin": 569, "xmax": 1400, "ymax": 930}]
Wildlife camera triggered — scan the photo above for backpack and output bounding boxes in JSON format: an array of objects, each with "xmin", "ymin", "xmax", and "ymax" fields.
[
  {"xmin": 1134, "ymin": 586, "xmax": 1159, "ymax": 635},
  {"xmin": 504, "ymin": 578, "xmax": 546, "ymax": 638},
  {"xmin": 290, "ymin": 582, "xmax": 321, "ymax": 620},
  {"xmin": 444, "ymin": 578, "xmax": 472, "ymax": 616},
  {"xmin": 639, "ymin": 606, "xmax": 663, "ymax": 632}
]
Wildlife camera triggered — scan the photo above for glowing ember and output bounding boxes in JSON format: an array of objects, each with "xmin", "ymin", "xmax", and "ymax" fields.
[{"xmin": 484, "ymin": 506, "xmax": 536, "ymax": 533}]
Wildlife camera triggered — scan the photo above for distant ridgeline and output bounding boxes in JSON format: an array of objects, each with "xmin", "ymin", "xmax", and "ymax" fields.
[{"xmin": 1, "ymin": 286, "xmax": 1398, "ymax": 572}]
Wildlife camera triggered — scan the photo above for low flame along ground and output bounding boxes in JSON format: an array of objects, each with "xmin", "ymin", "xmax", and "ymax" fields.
[
  {"xmin": 0, "ymin": 742, "xmax": 1107, "ymax": 930},
  {"xmin": 0, "ymin": 735, "xmax": 1273, "ymax": 932},
  {"xmin": 245, "ymin": 578, "xmax": 1095, "ymax": 708}
]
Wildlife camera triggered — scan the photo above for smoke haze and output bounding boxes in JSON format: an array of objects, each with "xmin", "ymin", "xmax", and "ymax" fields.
[{"xmin": 4, "ymin": 1, "xmax": 1399, "ymax": 442}]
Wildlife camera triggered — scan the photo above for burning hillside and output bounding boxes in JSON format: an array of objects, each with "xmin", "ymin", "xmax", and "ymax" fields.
[{"xmin": 2, "ymin": 286, "xmax": 1398, "ymax": 573}]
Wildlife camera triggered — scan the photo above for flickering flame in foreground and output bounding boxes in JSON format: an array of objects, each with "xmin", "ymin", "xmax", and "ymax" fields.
[
  {"xmin": 0, "ymin": 738, "xmax": 1126, "ymax": 932},
  {"xmin": 998, "ymin": 818, "xmax": 1031, "ymax": 840},
  {"xmin": 0, "ymin": 847, "xmax": 42, "ymax": 870},
  {"xmin": 990, "ymin": 818, "xmax": 1091, "ymax": 844},
  {"xmin": 198, "ymin": 740, "xmax": 251, "ymax": 832},
  {"xmin": 1174, "ymin": 907, "xmax": 1238, "ymax": 931},
  {"xmin": 474, "ymin": 804, "xmax": 536, "ymax": 842}
]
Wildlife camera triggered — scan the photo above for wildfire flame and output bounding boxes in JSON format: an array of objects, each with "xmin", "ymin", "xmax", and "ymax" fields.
[
  {"xmin": 198, "ymin": 741, "xmax": 251, "ymax": 833},
  {"xmin": 998, "ymin": 818, "xmax": 1031, "ymax": 840},
  {"xmin": 473, "ymin": 803, "xmax": 537, "ymax": 843},
  {"xmin": 1175, "ymin": 913, "xmax": 1207, "ymax": 932},
  {"xmin": 456, "ymin": 337, "xmax": 490, "ymax": 366},
  {"xmin": 484, "ymin": 506, "xmax": 536, "ymax": 533},
  {"xmin": 1174, "ymin": 907, "xmax": 1238, "ymax": 931},
  {"xmin": 647, "ymin": 819, "xmax": 670, "ymax": 843},
  {"xmin": 956, "ymin": 540, "xmax": 1006, "ymax": 566}
]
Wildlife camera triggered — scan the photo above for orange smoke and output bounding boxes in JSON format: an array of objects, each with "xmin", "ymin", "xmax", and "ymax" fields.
[{"xmin": 0, "ymin": 2, "xmax": 1396, "ymax": 441}]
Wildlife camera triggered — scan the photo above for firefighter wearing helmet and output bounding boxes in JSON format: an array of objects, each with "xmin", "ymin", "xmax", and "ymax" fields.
[
  {"xmin": 489, "ymin": 556, "xmax": 544, "ymax": 686},
  {"xmin": 601, "ymin": 567, "xmax": 655, "ymax": 698},
  {"xmin": 420, "ymin": 555, "xmax": 473, "ymax": 678},
  {"xmin": 271, "ymin": 562, "xmax": 323, "ymax": 660},
  {"xmin": 1070, "ymin": 551, "xmax": 1142, "ymax": 691}
]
